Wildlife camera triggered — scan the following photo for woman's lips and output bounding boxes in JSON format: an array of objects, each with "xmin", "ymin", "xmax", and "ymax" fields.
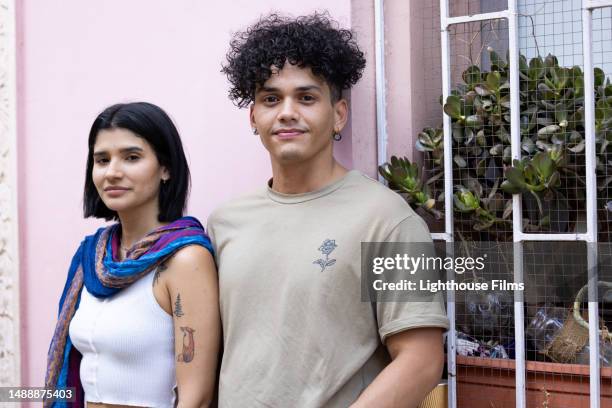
[{"xmin": 104, "ymin": 188, "xmax": 130, "ymax": 198}]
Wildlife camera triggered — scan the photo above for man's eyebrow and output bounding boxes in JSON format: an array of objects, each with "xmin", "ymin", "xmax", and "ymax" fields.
[
  {"xmin": 257, "ymin": 86, "xmax": 279, "ymax": 93},
  {"xmin": 93, "ymin": 146, "xmax": 144, "ymax": 156},
  {"xmin": 256, "ymin": 85, "xmax": 323, "ymax": 93},
  {"xmin": 296, "ymin": 85, "xmax": 322, "ymax": 92}
]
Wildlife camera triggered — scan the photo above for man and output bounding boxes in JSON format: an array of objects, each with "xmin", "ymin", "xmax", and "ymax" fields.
[{"xmin": 208, "ymin": 12, "xmax": 449, "ymax": 407}]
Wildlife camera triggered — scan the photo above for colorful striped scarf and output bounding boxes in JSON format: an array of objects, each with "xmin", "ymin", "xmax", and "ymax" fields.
[{"xmin": 44, "ymin": 216, "xmax": 213, "ymax": 408}]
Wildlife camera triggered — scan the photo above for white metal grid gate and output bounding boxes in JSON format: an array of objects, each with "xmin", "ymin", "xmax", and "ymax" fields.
[{"xmin": 434, "ymin": 1, "xmax": 611, "ymax": 407}]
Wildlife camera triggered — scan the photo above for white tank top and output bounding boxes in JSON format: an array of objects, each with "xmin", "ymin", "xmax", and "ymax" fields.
[{"xmin": 69, "ymin": 270, "xmax": 177, "ymax": 407}]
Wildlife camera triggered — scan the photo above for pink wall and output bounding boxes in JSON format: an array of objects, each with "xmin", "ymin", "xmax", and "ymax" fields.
[
  {"xmin": 17, "ymin": 0, "xmax": 359, "ymax": 387},
  {"xmin": 18, "ymin": 0, "xmax": 436, "ymax": 389}
]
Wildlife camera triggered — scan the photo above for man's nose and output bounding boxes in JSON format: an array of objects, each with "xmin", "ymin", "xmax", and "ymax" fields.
[{"xmin": 278, "ymin": 99, "xmax": 299, "ymax": 122}]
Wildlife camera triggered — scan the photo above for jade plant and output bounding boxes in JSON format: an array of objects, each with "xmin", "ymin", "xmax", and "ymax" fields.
[
  {"xmin": 380, "ymin": 49, "xmax": 612, "ymax": 238},
  {"xmin": 379, "ymin": 156, "xmax": 443, "ymax": 219}
]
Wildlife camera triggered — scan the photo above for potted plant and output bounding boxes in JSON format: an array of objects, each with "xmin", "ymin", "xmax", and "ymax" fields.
[{"xmin": 380, "ymin": 49, "xmax": 612, "ymax": 406}]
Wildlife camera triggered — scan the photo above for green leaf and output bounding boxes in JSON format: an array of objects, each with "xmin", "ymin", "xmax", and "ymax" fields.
[
  {"xmin": 522, "ymin": 137, "xmax": 536, "ymax": 154},
  {"xmin": 452, "ymin": 123, "xmax": 465, "ymax": 143},
  {"xmin": 555, "ymin": 110, "xmax": 568, "ymax": 126},
  {"xmin": 454, "ymin": 155, "xmax": 467, "ymax": 168},
  {"xmin": 538, "ymin": 124, "xmax": 561, "ymax": 138},
  {"xmin": 490, "ymin": 50, "xmax": 502, "ymax": 69},
  {"xmin": 490, "ymin": 144, "xmax": 504, "ymax": 156},
  {"xmin": 486, "ymin": 71, "xmax": 501, "ymax": 91},
  {"xmin": 499, "ymin": 95, "xmax": 511, "ymax": 109},
  {"xmin": 496, "ymin": 126, "xmax": 510, "ymax": 143},
  {"xmin": 574, "ymin": 76, "xmax": 584, "ymax": 98},
  {"xmin": 474, "ymin": 85, "xmax": 491, "ymax": 97},
  {"xmin": 503, "ymin": 199, "xmax": 513, "ymax": 219},
  {"xmin": 503, "ymin": 146, "xmax": 512, "ymax": 164},
  {"xmin": 519, "ymin": 54, "xmax": 529, "ymax": 73},
  {"xmin": 544, "ymin": 54, "xmax": 559, "ymax": 68},
  {"xmin": 476, "ymin": 158, "xmax": 487, "ymax": 176},
  {"xmin": 476, "ymin": 130, "xmax": 486, "ymax": 146},
  {"xmin": 536, "ymin": 140, "xmax": 553, "ymax": 152},
  {"xmin": 531, "ymin": 152, "xmax": 555, "ymax": 179},
  {"xmin": 501, "ymin": 180, "xmax": 523, "ymax": 194},
  {"xmin": 528, "ymin": 56, "xmax": 544, "ymax": 81},
  {"xmin": 504, "ymin": 167, "xmax": 527, "ymax": 190},
  {"xmin": 465, "ymin": 115, "xmax": 483, "ymax": 128},
  {"xmin": 598, "ymin": 175, "xmax": 612, "ymax": 191},
  {"xmin": 546, "ymin": 171, "xmax": 560, "ymax": 188},
  {"xmin": 538, "ymin": 82, "xmax": 556, "ymax": 100},
  {"xmin": 444, "ymin": 95, "xmax": 463, "ymax": 120},
  {"xmin": 595, "ymin": 67, "xmax": 605, "ymax": 88},
  {"xmin": 462, "ymin": 66, "xmax": 481, "ymax": 87}
]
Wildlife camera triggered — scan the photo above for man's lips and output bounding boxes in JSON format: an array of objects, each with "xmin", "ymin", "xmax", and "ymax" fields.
[{"xmin": 274, "ymin": 129, "xmax": 306, "ymax": 139}]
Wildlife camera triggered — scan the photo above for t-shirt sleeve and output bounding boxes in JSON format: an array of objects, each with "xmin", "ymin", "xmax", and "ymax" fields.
[
  {"xmin": 205, "ymin": 213, "xmax": 219, "ymax": 256},
  {"xmin": 375, "ymin": 214, "xmax": 450, "ymax": 343}
]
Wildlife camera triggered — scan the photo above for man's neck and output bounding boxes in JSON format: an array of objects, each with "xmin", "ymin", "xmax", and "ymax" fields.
[{"xmin": 270, "ymin": 158, "xmax": 348, "ymax": 194}]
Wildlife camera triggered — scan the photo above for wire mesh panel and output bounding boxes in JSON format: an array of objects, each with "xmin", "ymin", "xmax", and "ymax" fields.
[
  {"xmin": 381, "ymin": 0, "xmax": 611, "ymax": 406},
  {"xmin": 593, "ymin": 5, "xmax": 612, "ymax": 405},
  {"xmin": 442, "ymin": 1, "xmax": 610, "ymax": 407},
  {"xmin": 449, "ymin": 0, "xmax": 507, "ymax": 18},
  {"xmin": 410, "ymin": 0, "xmax": 445, "ymax": 234},
  {"xmin": 517, "ymin": 0, "xmax": 587, "ymax": 236}
]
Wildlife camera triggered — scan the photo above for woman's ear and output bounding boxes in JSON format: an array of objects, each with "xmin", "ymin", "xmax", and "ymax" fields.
[{"xmin": 161, "ymin": 166, "xmax": 170, "ymax": 182}]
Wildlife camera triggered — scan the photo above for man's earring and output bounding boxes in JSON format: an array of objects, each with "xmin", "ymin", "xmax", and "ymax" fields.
[
  {"xmin": 253, "ymin": 128, "xmax": 259, "ymax": 135},
  {"xmin": 332, "ymin": 130, "xmax": 342, "ymax": 141}
]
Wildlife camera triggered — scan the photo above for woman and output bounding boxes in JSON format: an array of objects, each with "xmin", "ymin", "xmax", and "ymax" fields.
[{"xmin": 45, "ymin": 102, "xmax": 220, "ymax": 408}]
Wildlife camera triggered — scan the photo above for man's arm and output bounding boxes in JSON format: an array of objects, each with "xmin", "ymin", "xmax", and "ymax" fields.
[{"xmin": 350, "ymin": 327, "xmax": 445, "ymax": 408}]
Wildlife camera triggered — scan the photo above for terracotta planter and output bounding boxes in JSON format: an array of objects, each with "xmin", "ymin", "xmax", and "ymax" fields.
[{"xmin": 456, "ymin": 355, "xmax": 612, "ymax": 408}]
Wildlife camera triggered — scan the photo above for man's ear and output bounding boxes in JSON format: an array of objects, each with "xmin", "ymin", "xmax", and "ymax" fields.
[
  {"xmin": 333, "ymin": 98, "xmax": 349, "ymax": 134},
  {"xmin": 250, "ymin": 104, "xmax": 256, "ymax": 129}
]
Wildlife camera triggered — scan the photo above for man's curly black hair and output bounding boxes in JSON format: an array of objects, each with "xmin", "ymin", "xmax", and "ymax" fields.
[{"xmin": 222, "ymin": 12, "xmax": 366, "ymax": 108}]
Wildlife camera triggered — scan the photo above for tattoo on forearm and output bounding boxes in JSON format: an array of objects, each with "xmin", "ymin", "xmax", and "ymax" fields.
[
  {"xmin": 173, "ymin": 293, "xmax": 184, "ymax": 318},
  {"xmin": 176, "ymin": 326, "xmax": 195, "ymax": 363},
  {"xmin": 153, "ymin": 262, "xmax": 168, "ymax": 286}
]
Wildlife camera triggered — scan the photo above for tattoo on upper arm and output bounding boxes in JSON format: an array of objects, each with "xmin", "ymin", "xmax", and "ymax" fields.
[
  {"xmin": 173, "ymin": 293, "xmax": 184, "ymax": 318},
  {"xmin": 176, "ymin": 326, "xmax": 195, "ymax": 363},
  {"xmin": 153, "ymin": 262, "xmax": 168, "ymax": 286}
]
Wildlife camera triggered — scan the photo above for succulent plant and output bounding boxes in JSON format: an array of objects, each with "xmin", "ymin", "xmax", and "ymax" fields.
[
  {"xmin": 383, "ymin": 48, "xmax": 612, "ymax": 237},
  {"xmin": 378, "ymin": 156, "xmax": 443, "ymax": 219},
  {"xmin": 416, "ymin": 127, "xmax": 444, "ymax": 166}
]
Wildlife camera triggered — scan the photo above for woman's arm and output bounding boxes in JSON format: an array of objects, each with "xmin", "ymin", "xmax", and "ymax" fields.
[{"xmin": 163, "ymin": 245, "xmax": 220, "ymax": 408}]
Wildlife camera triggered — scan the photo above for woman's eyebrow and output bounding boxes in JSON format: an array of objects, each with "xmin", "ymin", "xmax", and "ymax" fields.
[{"xmin": 93, "ymin": 146, "xmax": 144, "ymax": 157}]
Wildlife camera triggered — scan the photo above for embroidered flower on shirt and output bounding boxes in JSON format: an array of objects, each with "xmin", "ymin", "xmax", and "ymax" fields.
[{"xmin": 313, "ymin": 239, "xmax": 337, "ymax": 272}]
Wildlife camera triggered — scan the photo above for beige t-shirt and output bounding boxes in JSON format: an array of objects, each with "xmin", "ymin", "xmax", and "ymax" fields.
[{"xmin": 207, "ymin": 170, "xmax": 449, "ymax": 408}]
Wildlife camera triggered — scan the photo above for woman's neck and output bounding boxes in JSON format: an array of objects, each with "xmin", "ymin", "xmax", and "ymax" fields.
[{"xmin": 117, "ymin": 206, "xmax": 165, "ymax": 248}]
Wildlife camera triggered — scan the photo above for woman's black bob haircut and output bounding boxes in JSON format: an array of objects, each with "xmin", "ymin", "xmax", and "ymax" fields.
[
  {"xmin": 222, "ymin": 11, "xmax": 366, "ymax": 108},
  {"xmin": 83, "ymin": 102, "xmax": 190, "ymax": 222}
]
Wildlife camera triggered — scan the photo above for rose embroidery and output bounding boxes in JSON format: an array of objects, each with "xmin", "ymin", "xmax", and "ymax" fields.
[{"xmin": 313, "ymin": 239, "xmax": 337, "ymax": 272}]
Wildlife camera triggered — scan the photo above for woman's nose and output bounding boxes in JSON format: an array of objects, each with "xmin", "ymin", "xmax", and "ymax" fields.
[{"xmin": 105, "ymin": 159, "xmax": 123, "ymax": 179}]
